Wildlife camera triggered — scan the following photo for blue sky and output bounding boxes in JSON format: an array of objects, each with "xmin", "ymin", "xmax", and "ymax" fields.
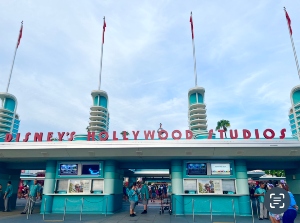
[{"xmin": 0, "ymin": 1, "xmax": 299, "ymax": 139}]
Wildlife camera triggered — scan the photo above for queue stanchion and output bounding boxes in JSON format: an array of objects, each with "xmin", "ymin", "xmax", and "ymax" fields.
[
  {"xmin": 80, "ymin": 198, "xmax": 84, "ymax": 221},
  {"xmin": 250, "ymin": 199, "xmax": 254, "ymax": 223},
  {"xmin": 105, "ymin": 197, "xmax": 108, "ymax": 217},
  {"xmin": 43, "ymin": 197, "xmax": 46, "ymax": 221},
  {"xmin": 63, "ymin": 198, "xmax": 67, "ymax": 221},
  {"xmin": 192, "ymin": 199, "xmax": 195, "ymax": 222},
  {"xmin": 231, "ymin": 199, "xmax": 236, "ymax": 223},
  {"xmin": 256, "ymin": 199, "xmax": 259, "ymax": 219}
]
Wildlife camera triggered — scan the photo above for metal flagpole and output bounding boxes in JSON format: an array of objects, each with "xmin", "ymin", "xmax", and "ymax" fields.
[
  {"xmin": 98, "ymin": 16, "xmax": 105, "ymax": 90},
  {"xmin": 284, "ymin": 7, "xmax": 300, "ymax": 80},
  {"xmin": 6, "ymin": 21, "xmax": 23, "ymax": 93},
  {"xmin": 190, "ymin": 12, "xmax": 198, "ymax": 87}
]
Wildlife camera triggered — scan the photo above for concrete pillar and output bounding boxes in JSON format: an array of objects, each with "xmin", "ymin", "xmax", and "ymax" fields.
[
  {"xmin": 104, "ymin": 160, "xmax": 122, "ymax": 213},
  {"xmin": 285, "ymin": 165, "xmax": 300, "ymax": 207},
  {"xmin": 171, "ymin": 160, "xmax": 184, "ymax": 215},
  {"xmin": 235, "ymin": 160, "xmax": 251, "ymax": 216},
  {"xmin": 41, "ymin": 161, "xmax": 56, "ymax": 213}
]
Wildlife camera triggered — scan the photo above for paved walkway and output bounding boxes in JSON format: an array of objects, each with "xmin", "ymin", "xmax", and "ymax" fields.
[{"xmin": 0, "ymin": 199, "xmax": 299, "ymax": 222}]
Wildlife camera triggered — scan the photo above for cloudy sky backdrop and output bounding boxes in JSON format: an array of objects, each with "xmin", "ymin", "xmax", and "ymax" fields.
[{"xmin": 0, "ymin": 1, "xmax": 299, "ymax": 139}]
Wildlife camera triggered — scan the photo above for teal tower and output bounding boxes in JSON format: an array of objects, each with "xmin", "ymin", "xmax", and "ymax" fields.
[
  {"xmin": 0, "ymin": 93, "xmax": 20, "ymax": 142},
  {"xmin": 289, "ymin": 85, "xmax": 300, "ymax": 139}
]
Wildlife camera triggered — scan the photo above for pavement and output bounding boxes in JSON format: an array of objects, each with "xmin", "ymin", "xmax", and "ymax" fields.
[{"xmin": 0, "ymin": 198, "xmax": 299, "ymax": 222}]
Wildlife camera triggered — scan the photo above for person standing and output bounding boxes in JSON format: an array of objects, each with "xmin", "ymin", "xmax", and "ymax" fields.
[
  {"xmin": 254, "ymin": 182, "xmax": 267, "ymax": 220},
  {"xmin": 21, "ymin": 179, "xmax": 40, "ymax": 214},
  {"xmin": 281, "ymin": 183, "xmax": 298, "ymax": 223},
  {"xmin": 140, "ymin": 182, "xmax": 149, "ymax": 214},
  {"xmin": 128, "ymin": 184, "xmax": 138, "ymax": 217},
  {"xmin": 3, "ymin": 181, "xmax": 13, "ymax": 212}
]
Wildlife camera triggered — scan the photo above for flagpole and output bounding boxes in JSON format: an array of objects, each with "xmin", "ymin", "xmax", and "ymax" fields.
[
  {"xmin": 190, "ymin": 12, "xmax": 198, "ymax": 87},
  {"xmin": 98, "ymin": 16, "xmax": 105, "ymax": 90},
  {"xmin": 284, "ymin": 7, "xmax": 300, "ymax": 80},
  {"xmin": 6, "ymin": 21, "xmax": 23, "ymax": 93}
]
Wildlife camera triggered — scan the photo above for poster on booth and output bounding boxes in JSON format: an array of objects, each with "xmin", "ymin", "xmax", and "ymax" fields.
[
  {"xmin": 68, "ymin": 180, "xmax": 91, "ymax": 193},
  {"xmin": 198, "ymin": 179, "xmax": 222, "ymax": 194},
  {"xmin": 211, "ymin": 163, "xmax": 230, "ymax": 175}
]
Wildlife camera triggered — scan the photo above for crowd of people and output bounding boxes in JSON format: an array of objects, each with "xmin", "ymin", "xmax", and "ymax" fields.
[
  {"xmin": 122, "ymin": 181, "xmax": 170, "ymax": 217},
  {"xmin": 249, "ymin": 180, "xmax": 298, "ymax": 223}
]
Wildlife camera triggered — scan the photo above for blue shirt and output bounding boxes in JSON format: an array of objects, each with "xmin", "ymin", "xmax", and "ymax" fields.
[
  {"xmin": 140, "ymin": 185, "xmax": 149, "ymax": 199},
  {"xmin": 128, "ymin": 189, "xmax": 138, "ymax": 202},
  {"xmin": 255, "ymin": 188, "xmax": 266, "ymax": 203},
  {"xmin": 5, "ymin": 185, "xmax": 13, "ymax": 198},
  {"xmin": 29, "ymin": 184, "xmax": 40, "ymax": 197},
  {"xmin": 288, "ymin": 191, "xmax": 297, "ymax": 210}
]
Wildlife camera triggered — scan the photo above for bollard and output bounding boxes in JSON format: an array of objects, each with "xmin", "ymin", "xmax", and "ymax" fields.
[
  {"xmin": 63, "ymin": 198, "xmax": 67, "ymax": 221},
  {"xmin": 80, "ymin": 198, "xmax": 84, "ymax": 221},
  {"xmin": 232, "ymin": 199, "xmax": 236, "ymax": 223},
  {"xmin": 192, "ymin": 199, "xmax": 195, "ymax": 222},
  {"xmin": 250, "ymin": 199, "xmax": 254, "ymax": 223}
]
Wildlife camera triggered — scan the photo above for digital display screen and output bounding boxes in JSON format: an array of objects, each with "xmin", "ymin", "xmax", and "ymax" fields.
[
  {"xmin": 186, "ymin": 163, "xmax": 207, "ymax": 175},
  {"xmin": 211, "ymin": 163, "xmax": 231, "ymax": 175},
  {"xmin": 59, "ymin": 164, "xmax": 78, "ymax": 175},
  {"xmin": 81, "ymin": 164, "xmax": 100, "ymax": 175}
]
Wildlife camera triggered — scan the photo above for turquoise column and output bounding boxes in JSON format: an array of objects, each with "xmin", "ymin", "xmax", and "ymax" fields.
[
  {"xmin": 285, "ymin": 166, "xmax": 300, "ymax": 206},
  {"xmin": 235, "ymin": 160, "xmax": 251, "ymax": 216},
  {"xmin": 41, "ymin": 161, "xmax": 56, "ymax": 213},
  {"xmin": 171, "ymin": 160, "xmax": 184, "ymax": 215},
  {"xmin": 104, "ymin": 160, "xmax": 122, "ymax": 213}
]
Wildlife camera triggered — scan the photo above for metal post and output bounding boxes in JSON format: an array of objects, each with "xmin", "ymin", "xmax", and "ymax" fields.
[
  {"xmin": 26, "ymin": 198, "xmax": 31, "ymax": 220},
  {"xmin": 232, "ymin": 199, "xmax": 236, "ymax": 223},
  {"xmin": 250, "ymin": 199, "xmax": 254, "ymax": 223},
  {"xmin": 105, "ymin": 197, "xmax": 108, "ymax": 217},
  {"xmin": 192, "ymin": 199, "xmax": 195, "ymax": 222},
  {"xmin": 63, "ymin": 198, "xmax": 67, "ymax": 221},
  {"xmin": 210, "ymin": 199, "xmax": 212, "ymax": 223},
  {"xmin": 174, "ymin": 197, "xmax": 176, "ymax": 217},
  {"xmin": 80, "ymin": 198, "xmax": 84, "ymax": 221},
  {"xmin": 43, "ymin": 197, "xmax": 46, "ymax": 221},
  {"xmin": 256, "ymin": 199, "xmax": 259, "ymax": 219}
]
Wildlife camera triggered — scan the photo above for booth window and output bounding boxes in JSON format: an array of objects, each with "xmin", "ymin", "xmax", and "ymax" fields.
[
  {"xmin": 222, "ymin": 179, "xmax": 236, "ymax": 194},
  {"xmin": 92, "ymin": 179, "xmax": 104, "ymax": 194},
  {"xmin": 56, "ymin": 180, "xmax": 68, "ymax": 194}
]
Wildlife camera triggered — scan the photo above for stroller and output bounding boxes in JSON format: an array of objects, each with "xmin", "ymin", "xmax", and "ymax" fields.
[{"xmin": 159, "ymin": 195, "xmax": 172, "ymax": 215}]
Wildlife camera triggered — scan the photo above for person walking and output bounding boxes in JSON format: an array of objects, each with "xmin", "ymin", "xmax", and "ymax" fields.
[
  {"xmin": 281, "ymin": 183, "xmax": 298, "ymax": 223},
  {"xmin": 128, "ymin": 184, "xmax": 138, "ymax": 217},
  {"xmin": 3, "ymin": 181, "xmax": 13, "ymax": 212},
  {"xmin": 140, "ymin": 182, "xmax": 149, "ymax": 214},
  {"xmin": 254, "ymin": 182, "xmax": 267, "ymax": 220},
  {"xmin": 21, "ymin": 179, "xmax": 40, "ymax": 214}
]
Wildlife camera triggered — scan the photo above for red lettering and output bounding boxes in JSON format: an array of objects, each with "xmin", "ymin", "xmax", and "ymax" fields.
[
  {"xmin": 47, "ymin": 132, "xmax": 53, "ymax": 141},
  {"xmin": 242, "ymin": 129, "xmax": 251, "ymax": 139},
  {"xmin": 87, "ymin": 132, "xmax": 95, "ymax": 141},
  {"xmin": 58, "ymin": 132, "xmax": 65, "ymax": 141},
  {"xmin": 23, "ymin": 132, "xmax": 31, "ymax": 142},
  {"xmin": 144, "ymin": 130, "xmax": 155, "ymax": 140},
  {"xmin": 230, "ymin": 129, "xmax": 238, "ymax": 139},
  {"xmin": 99, "ymin": 131, "xmax": 109, "ymax": 141},
  {"xmin": 186, "ymin": 130, "xmax": 193, "ymax": 139},
  {"xmin": 218, "ymin": 130, "xmax": 225, "ymax": 139},
  {"xmin": 208, "ymin": 129, "xmax": 214, "ymax": 139},
  {"xmin": 172, "ymin": 130, "xmax": 182, "ymax": 140},
  {"xmin": 255, "ymin": 129, "xmax": 259, "ymax": 139},
  {"xmin": 68, "ymin": 131, "xmax": 76, "ymax": 141},
  {"xmin": 263, "ymin": 129, "xmax": 275, "ymax": 139},
  {"xmin": 5, "ymin": 133, "xmax": 12, "ymax": 142},
  {"xmin": 122, "ymin": 131, "xmax": 128, "ymax": 140},
  {"xmin": 16, "ymin": 133, "xmax": 20, "ymax": 142},
  {"xmin": 33, "ymin": 132, "xmax": 43, "ymax": 142},
  {"xmin": 280, "ymin": 128, "xmax": 286, "ymax": 139},
  {"xmin": 158, "ymin": 130, "xmax": 168, "ymax": 140},
  {"xmin": 132, "ymin": 131, "xmax": 140, "ymax": 140},
  {"xmin": 113, "ymin": 131, "xmax": 118, "ymax": 140}
]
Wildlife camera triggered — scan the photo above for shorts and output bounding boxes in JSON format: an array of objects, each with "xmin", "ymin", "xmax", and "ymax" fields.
[
  {"xmin": 152, "ymin": 193, "xmax": 156, "ymax": 198},
  {"xmin": 130, "ymin": 201, "xmax": 136, "ymax": 209},
  {"xmin": 142, "ymin": 199, "xmax": 148, "ymax": 205}
]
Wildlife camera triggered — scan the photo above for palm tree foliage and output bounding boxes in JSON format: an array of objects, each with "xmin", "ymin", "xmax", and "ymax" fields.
[
  {"xmin": 216, "ymin": 120, "xmax": 231, "ymax": 138},
  {"xmin": 264, "ymin": 170, "xmax": 285, "ymax": 177}
]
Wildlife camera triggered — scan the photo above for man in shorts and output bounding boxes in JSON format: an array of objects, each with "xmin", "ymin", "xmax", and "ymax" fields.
[
  {"xmin": 140, "ymin": 182, "xmax": 149, "ymax": 214},
  {"xmin": 150, "ymin": 184, "xmax": 156, "ymax": 202}
]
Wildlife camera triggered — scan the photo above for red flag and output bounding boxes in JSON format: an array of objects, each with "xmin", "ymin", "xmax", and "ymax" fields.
[
  {"xmin": 190, "ymin": 12, "xmax": 194, "ymax": 39},
  {"xmin": 17, "ymin": 21, "xmax": 23, "ymax": 48},
  {"xmin": 285, "ymin": 8, "xmax": 292, "ymax": 35},
  {"xmin": 102, "ymin": 18, "xmax": 106, "ymax": 44}
]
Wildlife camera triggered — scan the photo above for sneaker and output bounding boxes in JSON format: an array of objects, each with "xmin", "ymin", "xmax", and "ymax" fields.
[
  {"xmin": 130, "ymin": 214, "xmax": 135, "ymax": 217},
  {"xmin": 20, "ymin": 212, "xmax": 26, "ymax": 214},
  {"xmin": 259, "ymin": 218, "xmax": 263, "ymax": 220},
  {"xmin": 141, "ymin": 210, "xmax": 147, "ymax": 214},
  {"xmin": 3, "ymin": 210, "xmax": 7, "ymax": 212}
]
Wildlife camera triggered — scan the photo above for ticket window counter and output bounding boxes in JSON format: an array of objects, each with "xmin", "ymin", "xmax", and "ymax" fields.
[{"xmin": 55, "ymin": 179, "xmax": 104, "ymax": 195}]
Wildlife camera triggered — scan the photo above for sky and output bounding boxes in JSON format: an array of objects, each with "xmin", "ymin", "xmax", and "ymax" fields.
[{"xmin": 0, "ymin": 0, "xmax": 299, "ymax": 139}]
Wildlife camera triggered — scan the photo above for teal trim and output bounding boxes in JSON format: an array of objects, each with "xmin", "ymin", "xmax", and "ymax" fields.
[
  {"xmin": 289, "ymin": 114, "xmax": 294, "ymax": 119},
  {"xmin": 197, "ymin": 93, "xmax": 203, "ymax": 103},
  {"xmin": 100, "ymin": 96, "xmax": 107, "ymax": 108},
  {"xmin": 293, "ymin": 90, "xmax": 300, "ymax": 105},
  {"xmin": 4, "ymin": 98, "xmax": 16, "ymax": 112},
  {"xmin": 238, "ymin": 196, "xmax": 251, "ymax": 216},
  {"xmin": 93, "ymin": 96, "xmax": 99, "ymax": 106},
  {"xmin": 189, "ymin": 93, "xmax": 196, "ymax": 105}
]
